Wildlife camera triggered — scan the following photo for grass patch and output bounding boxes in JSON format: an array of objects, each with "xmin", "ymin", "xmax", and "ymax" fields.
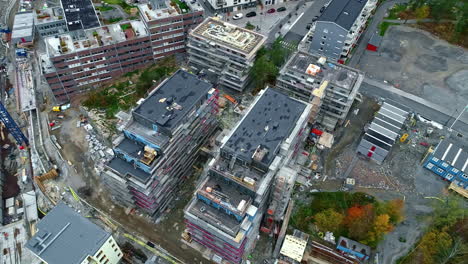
[
  {"xmin": 245, "ymin": 22, "xmax": 255, "ymax": 30},
  {"xmin": 379, "ymin": 21, "xmax": 399, "ymax": 36},
  {"xmin": 96, "ymin": 6, "xmax": 114, "ymax": 12},
  {"xmin": 107, "ymin": 17, "xmax": 123, "ymax": 24},
  {"xmin": 102, "ymin": 0, "xmax": 136, "ymax": 14},
  {"xmin": 83, "ymin": 56, "xmax": 177, "ymax": 118},
  {"xmin": 171, "ymin": 0, "xmax": 190, "ymax": 13},
  {"xmin": 386, "ymin": 3, "xmax": 407, "ymax": 19}
]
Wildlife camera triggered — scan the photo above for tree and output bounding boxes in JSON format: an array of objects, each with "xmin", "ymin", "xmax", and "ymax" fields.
[
  {"xmin": 365, "ymin": 214, "xmax": 394, "ymax": 246},
  {"xmin": 314, "ymin": 208, "xmax": 345, "ymax": 233},
  {"xmin": 385, "ymin": 199, "xmax": 405, "ymax": 224},
  {"xmin": 418, "ymin": 229, "xmax": 453, "ymax": 264},
  {"xmin": 345, "ymin": 204, "xmax": 375, "ymax": 241}
]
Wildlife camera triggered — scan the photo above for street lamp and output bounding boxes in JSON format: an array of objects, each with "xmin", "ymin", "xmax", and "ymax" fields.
[{"xmin": 449, "ymin": 104, "xmax": 468, "ymax": 130}]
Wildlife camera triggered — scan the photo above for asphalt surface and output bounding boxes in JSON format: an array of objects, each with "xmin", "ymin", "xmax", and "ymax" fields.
[
  {"xmin": 360, "ymin": 78, "xmax": 468, "ymax": 136},
  {"xmin": 348, "ymin": 0, "xmax": 409, "ymax": 67},
  {"xmin": 283, "ymin": 0, "xmax": 330, "ymax": 44}
]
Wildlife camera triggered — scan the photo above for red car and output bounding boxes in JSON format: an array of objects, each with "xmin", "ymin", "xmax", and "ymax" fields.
[{"xmin": 267, "ymin": 8, "xmax": 276, "ymax": 14}]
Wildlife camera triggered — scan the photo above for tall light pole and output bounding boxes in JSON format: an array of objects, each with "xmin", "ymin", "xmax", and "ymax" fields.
[{"xmin": 449, "ymin": 104, "xmax": 468, "ymax": 130}]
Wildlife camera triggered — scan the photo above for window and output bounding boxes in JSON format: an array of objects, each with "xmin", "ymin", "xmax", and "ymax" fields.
[
  {"xmin": 118, "ymin": 253, "xmax": 122, "ymax": 257},
  {"xmin": 96, "ymin": 251, "xmax": 103, "ymax": 258},
  {"xmin": 426, "ymin": 163, "xmax": 434, "ymax": 169},
  {"xmin": 452, "ymin": 168, "xmax": 459, "ymax": 173}
]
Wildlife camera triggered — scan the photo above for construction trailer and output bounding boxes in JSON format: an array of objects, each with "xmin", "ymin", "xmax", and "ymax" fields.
[
  {"xmin": 183, "ymin": 88, "xmax": 311, "ymax": 264},
  {"xmin": 101, "ymin": 70, "xmax": 219, "ymax": 219},
  {"xmin": 423, "ymin": 139, "xmax": 468, "ymax": 198},
  {"xmin": 356, "ymin": 100, "xmax": 410, "ymax": 164}
]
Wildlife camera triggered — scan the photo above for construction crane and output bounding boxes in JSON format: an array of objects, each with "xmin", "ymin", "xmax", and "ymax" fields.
[{"xmin": 0, "ymin": 102, "xmax": 28, "ymax": 149}]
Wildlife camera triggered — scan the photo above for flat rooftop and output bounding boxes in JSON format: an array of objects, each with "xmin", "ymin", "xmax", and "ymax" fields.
[
  {"xmin": 191, "ymin": 17, "xmax": 266, "ymax": 55},
  {"xmin": 223, "ymin": 88, "xmax": 307, "ymax": 167},
  {"xmin": 45, "ymin": 21, "xmax": 148, "ymax": 56},
  {"xmin": 133, "ymin": 70, "xmax": 213, "ymax": 131},
  {"xmin": 211, "ymin": 156, "xmax": 266, "ymax": 192},
  {"xmin": 320, "ymin": 0, "xmax": 368, "ymax": 30},
  {"xmin": 187, "ymin": 197, "xmax": 242, "ymax": 237},
  {"xmin": 285, "ymin": 51, "xmax": 361, "ymax": 90},
  {"xmin": 198, "ymin": 176, "xmax": 253, "ymax": 216},
  {"xmin": 26, "ymin": 203, "xmax": 110, "ymax": 264},
  {"xmin": 35, "ymin": 7, "xmax": 65, "ymax": 24},
  {"xmin": 60, "ymin": 0, "xmax": 100, "ymax": 31},
  {"xmin": 107, "ymin": 156, "xmax": 151, "ymax": 183},
  {"xmin": 12, "ymin": 11, "xmax": 34, "ymax": 40},
  {"xmin": 138, "ymin": 0, "xmax": 203, "ymax": 21},
  {"xmin": 433, "ymin": 139, "xmax": 468, "ymax": 174}
]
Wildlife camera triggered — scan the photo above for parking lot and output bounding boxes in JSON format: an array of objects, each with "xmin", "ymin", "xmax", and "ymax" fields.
[{"xmin": 225, "ymin": 1, "xmax": 311, "ymax": 37}]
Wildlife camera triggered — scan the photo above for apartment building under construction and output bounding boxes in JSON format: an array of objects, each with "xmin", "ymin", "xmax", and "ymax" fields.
[
  {"xmin": 101, "ymin": 70, "xmax": 219, "ymax": 219},
  {"xmin": 183, "ymin": 88, "xmax": 311, "ymax": 264},
  {"xmin": 276, "ymin": 51, "xmax": 363, "ymax": 130},
  {"xmin": 187, "ymin": 17, "xmax": 266, "ymax": 92}
]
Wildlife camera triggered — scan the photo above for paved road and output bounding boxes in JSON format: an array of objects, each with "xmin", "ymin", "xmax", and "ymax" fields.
[
  {"xmin": 348, "ymin": 0, "xmax": 409, "ymax": 68},
  {"xmin": 360, "ymin": 78, "xmax": 468, "ymax": 136},
  {"xmin": 283, "ymin": 0, "xmax": 329, "ymax": 44}
]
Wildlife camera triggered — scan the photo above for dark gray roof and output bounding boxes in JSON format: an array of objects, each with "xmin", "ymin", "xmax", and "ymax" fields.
[
  {"xmin": 223, "ymin": 88, "xmax": 307, "ymax": 167},
  {"xmin": 108, "ymin": 156, "xmax": 151, "ymax": 183},
  {"xmin": 61, "ymin": 0, "xmax": 100, "ymax": 31},
  {"xmin": 319, "ymin": 0, "xmax": 368, "ymax": 30},
  {"xmin": 133, "ymin": 70, "xmax": 213, "ymax": 132},
  {"xmin": 26, "ymin": 203, "xmax": 110, "ymax": 264},
  {"xmin": 433, "ymin": 139, "xmax": 468, "ymax": 173}
]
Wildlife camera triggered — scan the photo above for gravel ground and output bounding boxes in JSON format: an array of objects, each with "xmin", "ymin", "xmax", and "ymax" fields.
[{"xmin": 359, "ymin": 25, "xmax": 468, "ymax": 119}]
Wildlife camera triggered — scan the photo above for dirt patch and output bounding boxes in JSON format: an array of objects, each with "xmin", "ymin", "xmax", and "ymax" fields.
[
  {"xmin": 359, "ymin": 26, "xmax": 468, "ymax": 120},
  {"xmin": 324, "ymin": 98, "xmax": 380, "ymax": 174},
  {"xmin": 415, "ymin": 22, "xmax": 468, "ymax": 49}
]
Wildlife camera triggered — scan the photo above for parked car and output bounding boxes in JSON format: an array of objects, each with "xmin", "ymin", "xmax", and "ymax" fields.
[
  {"xmin": 233, "ymin": 13, "xmax": 243, "ymax": 20},
  {"xmin": 277, "ymin": 7, "xmax": 287, "ymax": 12},
  {"xmin": 267, "ymin": 8, "xmax": 276, "ymax": 14},
  {"xmin": 320, "ymin": 6, "xmax": 326, "ymax": 13},
  {"xmin": 246, "ymin": 11, "xmax": 257, "ymax": 17},
  {"xmin": 312, "ymin": 16, "xmax": 319, "ymax": 22}
]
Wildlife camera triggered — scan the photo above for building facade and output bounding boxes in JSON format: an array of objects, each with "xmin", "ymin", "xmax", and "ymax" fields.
[
  {"xmin": 41, "ymin": 21, "xmax": 153, "ymax": 102},
  {"xmin": 26, "ymin": 203, "xmax": 122, "ymax": 264},
  {"xmin": 205, "ymin": 0, "xmax": 257, "ymax": 13},
  {"xmin": 138, "ymin": 0, "xmax": 204, "ymax": 60},
  {"xmin": 183, "ymin": 88, "xmax": 311, "ymax": 264},
  {"xmin": 101, "ymin": 70, "xmax": 219, "ymax": 219},
  {"xmin": 41, "ymin": 0, "xmax": 205, "ymax": 103},
  {"xmin": 187, "ymin": 17, "xmax": 266, "ymax": 92},
  {"xmin": 35, "ymin": 7, "xmax": 68, "ymax": 38},
  {"xmin": 309, "ymin": 0, "xmax": 377, "ymax": 63},
  {"xmin": 276, "ymin": 51, "xmax": 363, "ymax": 130}
]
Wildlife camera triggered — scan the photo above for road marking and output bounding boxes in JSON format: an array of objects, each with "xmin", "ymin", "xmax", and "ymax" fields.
[{"xmin": 289, "ymin": 12, "xmax": 305, "ymax": 30}]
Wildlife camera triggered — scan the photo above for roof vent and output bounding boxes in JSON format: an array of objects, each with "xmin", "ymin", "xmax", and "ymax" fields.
[
  {"xmin": 344, "ymin": 12, "xmax": 349, "ymax": 15},
  {"xmin": 264, "ymin": 125, "xmax": 269, "ymax": 132}
]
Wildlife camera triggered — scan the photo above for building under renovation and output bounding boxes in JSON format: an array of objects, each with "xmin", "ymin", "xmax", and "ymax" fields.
[
  {"xmin": 356, "ymin": 100, "xmax": 409, "ymax": 164},
  {"xmin": 183, "ymin": 88, "xmax": 311, "ymax": 264},
  {"xmin": 187, "ymin": 17, "xmax": 266, "ymax": 92},
  {"xmin": 101, "ymin": 70, "xmax": 219, "ymax": 219},
  {"xmin": 276, "ymin": 51, "xmax": 363, "ymax": 130}
]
